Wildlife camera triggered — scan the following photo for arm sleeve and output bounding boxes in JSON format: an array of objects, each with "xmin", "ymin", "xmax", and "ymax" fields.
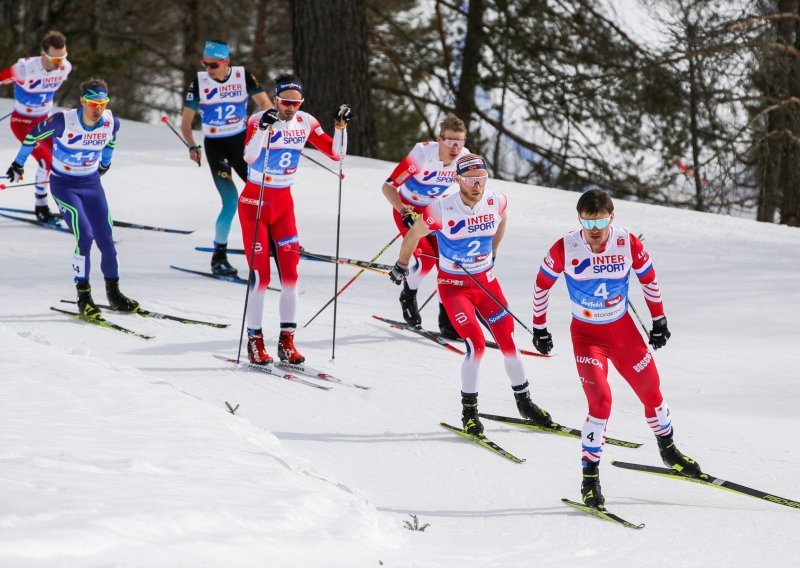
[
  {"xmin": 630, "ymin": 233, "xmax": 665, "ymax": 319},
  {"xmin": 183, "ymin": 79, "xmax": 200, "ymax": 111},
  {"xmin": 243, "ymin": 113, "xmax": 268, "ymax": 164},
  {"xmin": 307, "ymin": 115, "xmax": 346, "ymax": 161},
  {"xmin": 533, "ymin": 238, "xmax": 565, "ymax": 328},
  {"xmin": 100, "ymin": 117, "xmax": 121, "ymax": 167},
  {"xmin": 14, "ymin": 112, "xmax": 63, "ymax": 164},
  {"xmin": 244, "ymin": 68, "xmax": 265, "ymax": 96},
  {"xmin": 385, "ymin": 144, "xmax": 424, "ymax": 188},
  {"xmin": 0, "ymin": 61, "xmax": 19, "ymax": 84},
  {"xmin": 421, "ymin": 200, "xmax": 443, "ymax": 231}
]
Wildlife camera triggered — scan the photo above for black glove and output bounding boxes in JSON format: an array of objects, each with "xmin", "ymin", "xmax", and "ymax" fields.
[
  {"xmin": 334, "ymin": 103, "xmax": 353, "ymax": 124},
  {"xmin": 389, "ymin": 261, "xmax": 408, "ymax": 285},
  {"xmin": 532, "ymin": 327, "xmax": 554, "ymax": 355},
  {"xmin": 6, "ymin": 161, "xmax": 24, "ymax": 183},
  {"xmin": 401, "ymin": 208, "xmax": 418, "ymax": 229},
  {"xmin": 99, "ymin": 163, "xmax": 110, "ymax": 176},
  {"xmin": 259, "ymin": 108, "xmax": 279, "ymax": 130},
  {"xmin": 649, "ymin": 317, "xmax": 671, "ymax": 350}
]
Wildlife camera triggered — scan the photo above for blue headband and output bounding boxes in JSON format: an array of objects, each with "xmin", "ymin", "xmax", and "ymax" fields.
[
  {"xmin": 203, "ymin": 41, "xmax": 229, "ymax": 60},
  {"xmin": 276, "ymin": 80, "xmax": 304, "ymax": 96},
  {"xmin": 82, "ymin": 86, "xmax": 109, "ymax": 101},
  {"xmin": 456, "ymin": 155, "xmax": 487, "ymax": 175}
]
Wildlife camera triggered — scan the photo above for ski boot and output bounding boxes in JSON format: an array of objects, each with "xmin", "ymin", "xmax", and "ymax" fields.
[
  {"xmin": 461, "ymin": 391, "xmax": 484, "ymax": 436},
  {"xmin": 657, "ymin": 433, "xmax": 702, "ymax": 478},
  {"xmin": 438, "ymin": 302, "xmax": 459, "ymax": 340},
  {"xmin": 399, "ymin": 281, "xmax": 421, "ymax": 326},
  {"xmin": 35, "ymin": 204, "xmax": 57, "ymax": 223},
  {"xmin": 247, "ymin": 329, "xmax": 273, "ymax": 365},
  {"xmin": 277, "ymin": 330, "xmax": 305, "ymax": 364},
  {"xmin": 514, "ymin": 390, "xmax": 554, "ymax": 427},
  {"xmin": 211, "ymin": 243, "xmax": 238, "ymax": 277},
  {"xmin": 105, "ymin": 278, "xmax": 140, "ymax": 312},
  {"xmin": 76, "ymin": 279, "xmax": 102, "ymax": 320},
  {"xmin": 581, "ymin": 461, "xmax": 605, "ymax": 510}
]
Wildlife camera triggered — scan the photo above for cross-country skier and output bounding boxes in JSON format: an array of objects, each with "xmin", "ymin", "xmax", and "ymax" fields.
[
  {"xmin": 239, "ymin": 75, "xmax": 350, "ymax": 365},
  {"xmin": 381, "ymin": 115, "xmax": 469, "ymax": 339},
  {"xmin": 180, "ymin": 40, "xmax": 271, "ymax": 276},
  {"xmin": 531, "ymin": 188, "xmax": 702, "ymax": 510},
  {"xmin": 5, "ymin": 79, "xmax": 138, "ymax": 317},
  {"xmin": 389, "ymin": 153, "xmax": 553, "ymax": 436},
  {"xmin": 0, "ymin": 30, "xmax": 71, "ymax": 222}
]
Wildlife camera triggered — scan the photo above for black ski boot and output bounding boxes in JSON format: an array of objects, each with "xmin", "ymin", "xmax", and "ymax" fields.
[
  {"xmin": 35, "ymin": 204, "xmax": 57, "ymax": 223},
  {"xmin": 438, "ymin": 302, "xmax": 459, "ymax": 340},
  {"xmin": 461, "ymin": 391, "xmax": 484, "ymax": 436},
  {"xmin": 105, "ymin": 278, "xmax": 140, "ymax": 312},
  {"xmin": 657, "ymin": 433, "xmax": 702, "ymax": 478},
  {"xmin": 399, "ymin": 281, "xmax": 421, "ymax": 326},
  {"xmin": 514, "ymin": 389, "xmax": 554, "ymax": 427},
  {"xmin": 211, "ymin": 243, "xmax": 238, "ymax": 277},
  {"xmin": 76, "ymin": 279, "xmax": 102, "ymax": 319},
  {"xmin": 581, "ymin": 461, "xmax": 605, "ymax": 510}
]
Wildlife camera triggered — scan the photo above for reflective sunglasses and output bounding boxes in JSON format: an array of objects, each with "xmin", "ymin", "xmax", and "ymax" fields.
[
  {"xmin": 201, "ymin": 59, "xmax": 224, "ymax": 70},
  {"xmin": 82, "ymin": 97, "xmax": 109, "ymax": 110},
  {"xmin": 579, "ymin": 217, "xmax": 612, "ymax": 230},
  {"xmin": 441, "ymin": 137, "xmax": 466, "ymax": 149},
  {"xmin": 276, "ymin": 97, "xmax": 304, "ymax": 109},
  {"xmin": 43, "ymin": 51, "xmax": 68, "ymax": 63},
  {"xmin": 459, "ymin": 174, "xmax": 487, "ymax": 187}
]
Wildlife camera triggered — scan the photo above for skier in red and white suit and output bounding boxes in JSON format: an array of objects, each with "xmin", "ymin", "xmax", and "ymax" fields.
[
  {"xmin": 389, "ymin": 154, "xmax": 553, "ymax": 437},
  {"xmin": 0, "ymin": 30, "xmax": 71, "ymax": 222},
  {"xmin": 381, "ymin": 114, "xmax": 469, "ymax": 337},
  {"xmin": 239, "ymin": 74, "xmax": 350, "ymax": 365},
  {"xmin": 531, "ymin": 188, "xmax": 702, "ymax": 510}
]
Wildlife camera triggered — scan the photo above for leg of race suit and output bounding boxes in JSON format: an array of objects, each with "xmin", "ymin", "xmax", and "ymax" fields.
[
  {"xmin": 267, "ymin": 190, "xmax": 300, "ymax": 332},
  {"xmin": 205, "ymin": 135, "xmax": 241, "ymax": 246},
  {"xmin": 238, "ymin": 182, "xmax": 273, "ymax": 331},
  {"xmin": 439, "ymin": 279, "xmax": 486, "ymax": 394},
  {"xmin": 50, "ymin": 176, "xmax": 98, "ymax": 281}
]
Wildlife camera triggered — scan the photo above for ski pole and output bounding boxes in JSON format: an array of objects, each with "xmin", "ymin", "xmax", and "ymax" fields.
[
  {"xmin": 418, "ymin": 251, "xmax": 534, "ymax": 336},
  {"xmin": 628, "ymin": 302, "xmax": 650, "ymax": 336},
  {"xmin": 0, "ymin": 111, "xmax": 11, "ymax": 123},
  {"xmin": 236, "ymin": 129, "xmax": 272, "ymax": 364},
  {"xmin": 304, "ymin": 232, "xmax": 401, "ymax": 328},
  {"xmin": 419, "ymin": 289, "xmax": 437, "ymax": 312},
  {"xmin": 161, "ymin": 115, "xmax": 189, "ymax": 148},
  {"xmin": 0, "ymin": 180, "xmax": 50, "ymax": 190},
  {"xmin": 302, "ymin": 152, "xmax": 344, "ymax": 180},
  {"xmin": 330, "ymin": 128, "xmax": 347, "ymax": 362}
]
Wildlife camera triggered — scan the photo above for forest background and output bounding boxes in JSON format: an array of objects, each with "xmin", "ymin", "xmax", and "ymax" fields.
[{"xmin": 3, "ymin": 0, "xmax": 799, "ymax": 225}]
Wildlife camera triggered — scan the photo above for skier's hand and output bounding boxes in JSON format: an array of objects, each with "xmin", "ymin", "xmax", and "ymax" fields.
[
  {"xmin": 532, "ymin": 327, "xmax": 554, "ymax": 355},
  {"xmin": 98, "ymin": 163, "xmax": 110, "ymax": 176},
  {"xmin": 649, "ymin": 317, "xmax": 671, "ymax": 350},
  {"xmin": 389, "ymin": 261, "xmax": 408, "ymax": 285},
  {"xmin": 259, "ymin": 108, "xmax": 279, "ymax": 130},
  {"xmin": 189, "ymin": 145, "xmax": 202, "ymax": 166},
  {"xmin": 6, "ymin": 161, "xmax": 24, "ymax": 182},
  {"xmin": 334, "ymin": 103, "xmax": 352, "ymax": 127},
  {"xmin": 401, "ymin": 207, "xmax": 418, "ymax": 229}
]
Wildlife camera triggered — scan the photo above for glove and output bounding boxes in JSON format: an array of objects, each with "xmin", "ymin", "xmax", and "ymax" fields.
[
  {"xmin": 99, "ymin": 163, "xmax": 110, "ymax": 176},
  {"xmin": 189, "ymin": 145, "xmax": 202, "ymax": 166},
  {"xmin": 401, "ymin": 208, "xmax": 418, "ymax": 229},
  {"xmin": 532, "ymin": 327, "xmax": 554, "ymax": 355},
  {"xmin": 6, "ymin": 161, "xmax": 24, "ymax": 182},
  {"xmin": 334, "ymin": 103, "xmax": 352, "ymax": 124},
  {"xmin": 649, "ymin": 317, "xmax": 671, "ymax": 350},
  {"xmin": 388, "ymin": 261, "xmax": 409, "ymax": 285},
  {"xmin": 259, "ymin": 108, "xmax": 279, "ymax": 130}
]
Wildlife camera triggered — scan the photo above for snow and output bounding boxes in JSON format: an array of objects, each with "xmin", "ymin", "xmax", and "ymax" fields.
[{"xmin": 1, "ymin": 97, "xmax": 799, "ymax": 566}]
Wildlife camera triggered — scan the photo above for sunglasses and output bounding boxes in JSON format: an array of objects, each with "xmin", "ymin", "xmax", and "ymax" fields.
[
  {"xmin": 442, "ymin": 138, "xmax": 466, "ymax": 149},
  {"xmin": 579, "ymin": 217, "xmax": 612, "ymax": 230},
  {"xmin": 276, "ymin": 97, "xmax": 304, "ymax": 109},
  {"xmin": 459, "ymin": 174, "xmax": 487, "ymax": 187},
  {"xmin": 201, "ymin": 59, "xmax": 225, "ymax": 70},
  {"xmin": 43, "ymin": 51, "xmax": 67, "ymax": 63},
  {"xmin": 82, "ymin": 97, "xmax": 109, "ymax": 109}
]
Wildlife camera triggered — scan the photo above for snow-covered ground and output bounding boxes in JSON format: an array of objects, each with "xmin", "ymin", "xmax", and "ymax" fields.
[{"xmin": 1, "ymin": 98, "xmax": 798, "ymax": 567}]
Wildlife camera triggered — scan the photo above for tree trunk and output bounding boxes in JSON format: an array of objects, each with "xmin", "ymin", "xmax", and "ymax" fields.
[
  {"xmin": 454, "ymin": 0, "xmax": 484, "ymax": 137},
  {"xmin": 291, "ymin": 0, "xmax": 374, "ymax": 156}
]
